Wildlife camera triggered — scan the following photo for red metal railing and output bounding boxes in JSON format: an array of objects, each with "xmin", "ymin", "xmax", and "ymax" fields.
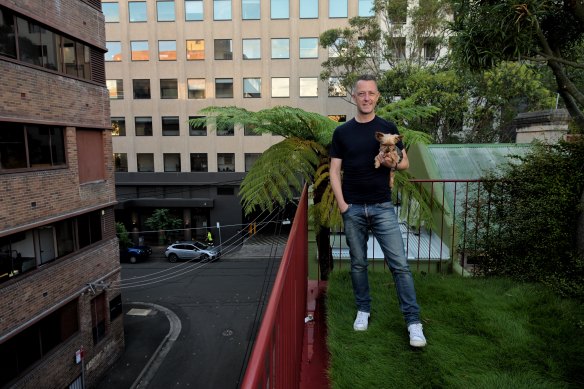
[{"xmin": 240, "ymin": 186, "xmax": 308, "ymax": 389}]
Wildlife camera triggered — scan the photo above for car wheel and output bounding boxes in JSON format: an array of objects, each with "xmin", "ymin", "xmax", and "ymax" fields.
[
  {"xmin": 200, "ymin": 254, "xmax": 209, "ymax": 262},
  {"xmin": 129, "ymin": 256, "xmax": 137, "ymax": 264},
  {"xmin": 168, "ymin": 253, "xmax": 178, "ymax": 263}
]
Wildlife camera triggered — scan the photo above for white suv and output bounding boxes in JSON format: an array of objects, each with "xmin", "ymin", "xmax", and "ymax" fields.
[{"xmin": 165, "ymin": 241, "xmax": 221, "ymax": 263}]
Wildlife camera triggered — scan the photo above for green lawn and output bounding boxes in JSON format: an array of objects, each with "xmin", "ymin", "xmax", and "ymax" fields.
[{"xmin": 326, "ymin": 270, "xmax": 584, "ymax": 389}]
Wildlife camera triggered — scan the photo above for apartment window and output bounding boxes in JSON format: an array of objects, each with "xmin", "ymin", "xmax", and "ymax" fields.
[
  {"xmin": 0, "ymin": 123, "xmax": 65, "ymax": 171},
  {"xmin": 185, "ymin": 0, "xmax": 204, "ymax": 20},
  {"xmin": 114, "ymin": 153, "xmax": 128, "ymax": 172},
  {"xmin": 105, "ymin": 41, "xmax": 122, "ymax": 61},
  {"xmin": 131, "ymin": 40, "xmax": 149, "ymax": 61},
  {"xmin": 217, "ymin": 123, "xmax": 235, "ymax": 136},
  {"xmin": 328, "ymin": 114, "xmax": 347, "ymax": 122},
  {"xmin": 244, "ymin": 124, "xmax": 260, "ymax": 136},
  {"xmin": 77, "ymin": 210, "xmax": 103, "ymax": 249},
  {"xmin": 137, "ymin": 153, "xmax": 154, "ymax": 172},
  {"xmin": 300, "ymin": 38, "xmax": 318, "ymax": 58},
  {"xmin": 214, "ymin": 0, "xmax": 232, "ymax": 20},
  {"xmin": 214, "ymin": 39, "xmax": 233, "ymax": 60},
  {"xmin": 189, "ymin": 116, "xmax": 207, "ymax": 135},
  {"xmin": 0, "ymin": 8, "xmax": 16, "ymax": 58},
  {"xmin": 358, "ymin": 0, "xmax": 375, "ymax": 17},
  {"xmin": 300, "ymin": 0, "xmax": 318, "ymax": 18},
  {"xmin": 111, "ymin": 117, "xmax": 126, "ymax": 136},
  {"xmin": 135, "ymin": 117, "xmax": 153, "ymax": 136},
  {"xmin": 103, "ymin": 3, "xmax": 120, "ymax": 22},
  {"xmin": 243, "ymin": 78, "xmax": 261, "ymax": 98},
  {"xmin": 271, "ymin": 77, "xmax": 289, "ymax": 97},
  {"xmin": 217, "ymin": 153, "xmax": 235, "ymax": 172},
  {"xmin": 245, "ymin": 153, "xmax": 261, "ymax": 172},
  {"xmin": 133, "ymin": 79, "xmax": 151, "ymax": 99},
  {"xmin": 162, "ymin": 116, "xmax": 180, "ymax": 136},
  {"xmin": 110, "ymin": 295, "xmax": 123, "ymax": 321},
  {"xmin": 157, "ymin": 1, "xmax": 175, "ymax": 21},
  {"xmin": 215, "ymin": 78, "xmax": 233, "ymax": 98},
  {"xmin": 186, "ymin": 39, "xmax": 204, "ymax": 60},
  {"xmin": 129, "ymin": 1, "xmax": 147, "ymax": 22},
  {"xmin": 164, "ymin": 153, "xmax": 181, "ymax": 172},
  {"xmin": 242, "ymin": 39, "xmax": 260, "ymax": 59},
  {"xmin": 158, "ymin": 40, "xmax": 177, "ymax": 60},
  {"xmin": 188, "ymin": 78, "xmax": 206, "ymax": 98},
  {"xmin": 271, "ymin": 0, "xmax": 289, "ymax": 19},
  {"xmin": 107, "ymin": 79, "xmax": 124, "ymax": 99},
  {"xmin": 393, "ymin": 37, "xmax": 406, "ymax": 59},
  {"xmin": 242, "ymin": 0, "xmax": 260, "ymax": 19},
  {"xmin": 160, "ymin": 79, "xmax": 178, "ymax": 99},
  {"xmin": 328, "ymin": 77, "xmax": 346, "ymax": 97},
  {"xmin": 300, "ymin": 77, "xmax": 318, "ymax": 97},
  {"xmin": 329, "ymin": 38, "xmax": 345, "ymax": 58},
  {"xmin": 91, "ymin": 293, "xmax": 107, "ymax": 344},
  {"xmin": 271, "ymin": 38, "xmax": 289, "ymax": 59},
  {"xmin": 424, "ymin": 39, "xmax": 438, "ymax": 60},
  {"xmin": 190, "ymin": 153, "xmax": 208, "ymax": 172},
  {"xmin": 329, "ymin": 0, "xmax": 347, "ymax": 17}
]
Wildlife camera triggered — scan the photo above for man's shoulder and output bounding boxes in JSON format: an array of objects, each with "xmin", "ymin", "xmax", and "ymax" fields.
[{"xmin": 373, "ymin": 115, "xmax": 398, "ymax": 131}]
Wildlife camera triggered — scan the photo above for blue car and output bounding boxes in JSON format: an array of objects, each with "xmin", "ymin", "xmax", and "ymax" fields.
[{"xmin": 119, "ymin": 246, "xmax": 151, "ymax": 264}]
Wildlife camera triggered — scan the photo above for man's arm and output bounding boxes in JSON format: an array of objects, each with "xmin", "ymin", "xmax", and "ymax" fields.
[{"xmin": 330, "ymin": 157, "xmax": 349, "ymax": 213}]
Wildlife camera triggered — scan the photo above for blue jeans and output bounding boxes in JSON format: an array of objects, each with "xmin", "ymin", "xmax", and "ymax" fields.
[{"xmin": 342, "ymin": 202, "xmax": 421, "ymax": 325}]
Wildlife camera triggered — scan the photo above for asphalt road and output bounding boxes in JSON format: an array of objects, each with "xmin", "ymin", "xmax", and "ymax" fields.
[{"xmin": 107, "ymin": 241, "xmax": 285, "ymax": 389}]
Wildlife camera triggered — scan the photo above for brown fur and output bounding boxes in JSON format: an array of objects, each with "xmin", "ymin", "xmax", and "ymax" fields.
[{"xmin": 374, "ymin": 132, "xmax": 402, "ymax": 188}]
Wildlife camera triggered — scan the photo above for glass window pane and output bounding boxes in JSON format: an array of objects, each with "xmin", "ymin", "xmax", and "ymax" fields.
[
  {"xmin": 137, "ymin": 153, "xmax": 154, "ymax": 172},
  {"xmin": 271, "ymin": 0, "xmax": 289, "ymax": 19},
  {"xmin": 186, "ymin": 39, "xmax": 205, "ymax": 60},
  {"xmin": 107, "ymin": 79, "xmax": 124, "ymax": 99},
  {"xmin": 217, "ymin": 123, "xmax": 234, "ymax": 136},
  {"xmin": 160, "ymin": 79, "xmax": 178, "ymax": 99},
  {"xmin": 131, "ymin": 40, "xmax": 149, "ymax": 61},
  {"xmin": 242, "ymin": 39, "xmax": 260, "ymax": 59},
  {"xmin": 133, "ymin": 79, "xmax": 151, "ymax": 99},
  {"xmin": 105, "ymin": 41, "xmax": 122, "ymax": 61},
  {"xmin": 189, "ymin": 116, "xmax": 207, "ymax": 135},
  {"xmin": 135, "ymin": 117, "xmax": 153, "ymax": 136},
  {"xmin": 0, "ymin": 123, "xmax": 27, "ymax": 169},
  {"xmin": 62, "ymin": 38, "xmax": 77, "ymax": 76},
  {"xmin": 0, "ymin": 8, "xmax": 16, "ymax": 59},
  {"xmin": 103, "ymin": 3, "xmax": 120, "ymax": 22},
  {"xmin": 271, "ymin": 77, "xmax": 289, "ymax": 97},
  {"xmin": 358, "ymin": 0, "xmax": 374, "ymax": 17},
  {"xmin": 158, "ymin": 40, "xmax": 176, "ymax": 60},
  {"xmin": 214, "ymin": 39, "xmax": 232, "ymax": 60},
  {"xmin": 188, "ymin": 78, "xmax": 206, "ymax": 99},
  {"xmin": 129, "ymin": 1, "xmax": 147, "ymax": 22},
  {"xmin": 157, "ymin": 1, "xmax": 175, "ymax": 21},
  {"xmin": 111, "ymin": 117, "xmax": 126, "ymax": 136},
  {"xmin": 185, "ymin": 0, "xmax": 204, "ymax": 21},
  {"xmin": 300, "ymin": 77, "xmax": 318, "ymax": 97},
  {"xmin": 245, "ymin": 153, "xmax": 261, "ymax": 172},
  {"xmin": 217, "ymin": 153, "xmax": 235, "ymax": 172},
  {"xmin": 242, "ymin": 0, "xmax": 260, "ymax": 19},
  {"xmin": 271, "ymin": 38, "xmax": 289, "ymax": 59},
  {"xmin": 329, "ymin": 0, "xmax": 347, "ymax": 18},
  {"xmin": 162, "ymin": 117, "xmax": 180, "ymax": 136},
  {"xmin": 299, "ymin": 38, "xmax": 318, "ymax": 58},
  {"xmin": 214, "ymin": 0, "xmax": 232, "ymax": 20},
  {"xmin": 41, "ymin": 28, "xmax": 59, "ymax": 71},
  {"xmin": 17, "ymin": 17, "xmax": 42, "ymax": 66},
  {"xmin": 190, "ymin": 153, "xmax": 208, "ymax": 172},
  {"xmin": 243, "ymin": 78, "xmax": 261, "ymax": 98},
  {"xmin": 114, "ymin": 153, "xmax": 128, "ymax": 172},
  {"xmin": 300, "ymin": 0, "xmax": 318, "ymax": 18},
  {"xmin": 328, "ymin": 77, "xmax": 346, "ymax": 97},
  {"xmin": 164, "ymin": 153, "xmax": 181, "ymax": 172},
  {"xmin": 215, "ymin": 78, "xmax": 233, "ymax": 98}
]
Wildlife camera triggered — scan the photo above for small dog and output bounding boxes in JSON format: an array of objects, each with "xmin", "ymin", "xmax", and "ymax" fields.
[{"xmin": 374, "ymin": 132, "xmax": 403, "ymax": 188}]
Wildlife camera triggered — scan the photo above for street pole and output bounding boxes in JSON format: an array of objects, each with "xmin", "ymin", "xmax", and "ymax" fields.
[{"xmin": 216, "ymin": 222, "xmax": 222, "ymax": 249}]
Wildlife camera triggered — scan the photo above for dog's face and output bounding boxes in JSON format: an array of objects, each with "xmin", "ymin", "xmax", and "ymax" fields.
[{"xmin": 375, "ymin": 132, "xmax": 402, "ymax": 146}]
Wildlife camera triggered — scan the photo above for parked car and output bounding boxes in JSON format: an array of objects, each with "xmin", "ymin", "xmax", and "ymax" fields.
[
  {"xmin": 119, "ymin": 246, "xmax": 151, "ymax": 264},
  {"xmin": 165, "ymin": 241, "xmax": 221, "ymax": 263}
]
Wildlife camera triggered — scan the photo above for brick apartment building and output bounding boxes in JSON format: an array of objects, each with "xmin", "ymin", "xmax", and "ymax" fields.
[{"xmin": 0, "ymin": 1, "xmax": 123, "ymax": 388}]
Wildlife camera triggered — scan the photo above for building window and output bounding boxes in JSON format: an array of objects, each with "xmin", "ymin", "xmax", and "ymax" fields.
[
  {"xmin": 137, "ymin": 153, "xmax": 154, "ymax": 172},
  {"xmin": 329, "ymin": 0, "xmax": 347, "ymax": 17},
  {"xmin": 328, "ymin": 77, "xmax": 346, "ymax": 97},
  {"xmin": 105, "ymin": 41, "xmax": 122, "ymax": 61},
  {"xmin": 424, "ymin": 39, "xmax": 438, "ymax": 61},
  {"xmin": 189, "ymin": 116, "xmax": 207, "ymax": 135},
  {"xmin": 0, "ymin": 123, "xmax": 66, "ymax": 171},
  {"xmin": 164, "ymin": 153, "xmax": 181, "ymax": 172},
  {"xmin": 328, "ymin": 114, "xmax": 347, "ymax": 122},
  {"xmin": 158, "ymin": 40, "xmax": 177, "ymax": 60},
  {"xmin": 133, "ymin": 79, "xmax": 151, "ymax": 99},
  {"xmin": 188, "ymin": 78, "xmax": 206, "ymax": 99},
  {"xmin": 107, "ymin": 79, "xmax": 124, "ymax": 99},
  {"xmin": 271, "ymin": 38, "xmax": 289, "ymax": 59},
  {"xmin": 131, "ymin": 40, "xmax": 149, "ymax": 61},
  {"xmin": 329, "ymin": 38, "xmax": 345, "ymax": 58},
  {"xmin": 157, "ymin": 1, "xmax": 175, "ymax": 21},
  {"xmin": 91, "ymin": 294, "xmax": 107, "ymax": 344},
  {"xmin": 185, "ymin": 0, "xmax": 204, "ymax": 21},
  {"xmin": 300, "ymin": 77, "xmax": 318, "ymax": 97},
  {"xmin": 215, "ymin": 78, "xmax": 233, "ymax": 98},
  {"xmin": 271, "ymin": 0, "xmax": 289, "ymax": 19},
  {"xmin": 242, "ymin": 39, "xmax": 260, "ymax": 59},
  {"xmin": 245, "ymin": 153, "xmax": 261, "ymax": 172},
  {"xmin": 135, "ymin": 117, "xmax": 153, "ymax": 136},
  {"xmin": 214, "ymin": 0, "xmax": 232, "ymax": 20},
  {"xmin": 77, "ymin": 210, "xmax": 103, "ymax": 249},
  {"xmin": 77, "ymin": 129, "xmax": 105, "ymax": 184},
  {"xmin": 186, "ymin": 39, "xmax": 204, "ymax": 60},
  {"xmin": 300, "ymin": 0, "xmax": 318, "ymax": 18},
  {"xmin": 114, "ymin": 153, "xmax": 128, "ymax": 172},
  {"xmin": 103, "ymin": 2, "xmax": 120, "ymax": 22},
  {"xmin": 243, "ymin": 78, "xmax": 261, "ymax": 98},
  {"xmin": 358, "ymin": 0, "xmax": 375, "ymax": 17},
  {"xmin": 217, "ymin": 123, "xmax": 235, "ymax": 136},
  {"xmin": 111, "ymin": 117, "xmax": 126, "ymax": 136},
  {"xmin": 160, "ymin": 79, "xmax": 178, "ymax": 99},
  {"xmin": 129, "ymin": 1, "xmax": 148, "ymax": 22},
  {"xmin": 393, "ymin": 37, "xmax": 406, "ymax": 59},
  {"xmin": 109, "ymin": 295, "xmax": 123, "ymax": 321},
  {"xmin": 271, "ymin": 77, "xmax": 289, "ymax": 97},
  {"xmin": 0, "ymin": 8, "xmax": 16, "ymax": 58},
  {"xmin": 214, "ymin": 39, "xmax": 233, "ymax": 60},
  {"xmin": 162, "ymin": 116, "xmax": 180, "ymax": 136},
  {"xmin": 217, "ymin": 153, "xmax": 235, "ymax": 172},
  {"xmin": 244, "ymin": 124, "xmax": 260, "ymax": 136},
  {"xmin": 242, "ymin": 0, "xmax": 260, "ymax": 19},
  {"xmin": 190, "ymin": 153, "xmax": 208, "ymax": 172},
  {"xmin": 300, "ymin": 37, "xmax": 318, "ymax": 58}
]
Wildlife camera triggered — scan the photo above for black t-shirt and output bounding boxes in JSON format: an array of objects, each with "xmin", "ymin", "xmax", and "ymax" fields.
[{"xmin": 329, "ymin": 116, "xmax": 403, "ymax": 204}]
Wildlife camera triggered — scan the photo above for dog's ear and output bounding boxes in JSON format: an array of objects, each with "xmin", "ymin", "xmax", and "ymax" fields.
[{"xmin": 375, "ymin": 132, "xmax": 385, "ymax": 141}]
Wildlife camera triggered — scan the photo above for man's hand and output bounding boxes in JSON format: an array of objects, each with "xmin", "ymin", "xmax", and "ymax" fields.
[{"xmin": 376, "ymin": 152, "xmax": 398, "ymax": 169}]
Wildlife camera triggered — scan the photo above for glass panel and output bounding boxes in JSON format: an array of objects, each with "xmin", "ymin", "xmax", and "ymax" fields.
[
  {"xmin": 244, "ymin": 124, "xmax": 260, "ymax": 136},
  {"xmin": 158, "ymin": 40, "xmax": 176, "ymax": 60},
  {"xmin": 217, "ymin": 123, "xmax": 234, "ymax": 136},
  {"xmin": 245, "ymin": 153, "xmax": 261, "ymax": 172},
  {"xmin": 137, "ymin": 153, "xmax": 154, "ymax": 172},
  {"xmin": 242, "ymin": 39, "xmax": 260, "ymax": 59},
  {"xmin": 186, "ymin": 39, "xmax": 204, "ymax": 60},
  {"xmin": 0, "ymin": 8, "xmax": 17, "ymax": 58},
  {"xmin": 157, "ymin": 1, "xmax": 176, "ymax": 21},
  {"xmin": 40, "ymin": 27, "xmax": 58, "ymax": 71},
  {"xmin": 271, "ymin": 77, "xmax": 289, "ymax": 97},
  {"xmin": 299, "ymin": 37, "xmax": 318, "ymax": 58},
  {"xmin": 107, "ymin": 79, "xmax": 124, "ymax": 99},
  {"xmin": 329, "ymin": 0, "xmax": 347, "ymax": 17},
  {"xmin": 187, "ymin": 78, "xmax": 206, "ymax": 99},
  {"xmin": 135, "ymin": 117, "xmax": 153, "ymax": 136},
  {"xmin": 358, "ymin": 0, "xmax": 374, "ymax": 16},
  {"xmin": 105, "ymin": 41, "xmax": 122, "ymax": 61},
  {"xmin": 114, "ymin": 153, "xmax": 128, "ymax": 172},
  {"xmin": 0, "ymin": 123, "xmax": 27, "ymax": 169},
  {"xmin": 133, "ymin": 79, "xmax": 151, "ymax": 99},
  {"xmin": 163, "ymin": 153, "xmax": 181, "ymax": 172},
  {"xmin": 215, "ymin": 78, "xmax": 233, "ymax": 98},
  {"xmin": 103, "ymin": 3, "xmax": 120, "ymax": 22},
  {"xmin": 214, "ymin": 39, "xmax": 232, "ymax": 60},
  {"xmin": 271, "ymin": 38, "xmax": 289, "ymax": 59},
  {"xmin": 162, "ymin": 116, "xmax": 180, "ymax": 136},
  {"xmin": 271, "ymin": 0, "xmax": 289, "ymax": 19},
  {"xmin": 111, "ymin": 117, "xmax": 126, "ymax": 136},
  {"xmin": 214, "ymin": 0, "xmax": 232, "ymax": 20},
  {"xmin": 128, "ymin": 1, "xmax": 148, "ymax": 22},
  {"xmin": 189, "ymin": 116, "xmax": 207, "ymax": 135},
  {"xmin": 190, "ymin": 153, "xmax": 208, "ymax": 172},
  {"xmin": 160, "ymin": 79, "xmax": 178, "ymax": 99},
  {"xmin": 217, "ymin": 153, "xmax": 235, "ymax": 172},
  {"xmin": 243, "ymin": 78, "xmax": 261, "ymax": 98},
  {"xmin": 185, "ymin": 0, "xmax": 204, "ymax": 21},
  {"xmin": 26, "ymin": 126, "xmax": 65, "ymax": 167},
  {"xmin": 131, "ymin": 40, "xmax": 149, "ymax": 61},
  {"xmin": 242, "ymin": 0, "xmax": 260, "ymax": 19},
  {"xmin": 17, "ymin": 17, "xmax": 42, "ymax": 66},
  {"xmin": 300, "ymin": 0, "xmax": 318, "ymax": 18},
  {"xmin": 328, "ymin": 77, "xmax": 346, "ymax": 97},
  {"xmin": 299, "ymin": 77, "xmax": 318, "ymax": 97}
]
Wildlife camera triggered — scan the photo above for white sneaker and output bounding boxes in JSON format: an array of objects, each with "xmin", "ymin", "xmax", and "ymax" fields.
[
  {"xmin": 408, "ymin": 323, "xmax": 427, "ymax": 347},
  {"xmin": 353, "ymin": 311, "xmax": 370, "ymax": 331}
]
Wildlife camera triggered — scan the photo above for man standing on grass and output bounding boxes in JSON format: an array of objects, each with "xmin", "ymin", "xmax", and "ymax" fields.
[{"xmin": 329, "ymin": 74, "xmax": 426, "ymax": 347}]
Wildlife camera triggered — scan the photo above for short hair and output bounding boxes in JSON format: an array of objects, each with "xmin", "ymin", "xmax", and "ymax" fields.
[{"xmin": 352, "ymin": 74, "xmax": 378, "ymax": 94}]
